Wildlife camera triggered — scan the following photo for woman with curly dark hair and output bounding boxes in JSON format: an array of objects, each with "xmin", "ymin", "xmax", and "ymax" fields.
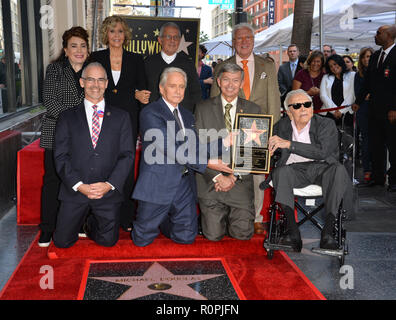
[{"xmin": 39, "ymin": 26, "xmax": 90, "ymax": 247}]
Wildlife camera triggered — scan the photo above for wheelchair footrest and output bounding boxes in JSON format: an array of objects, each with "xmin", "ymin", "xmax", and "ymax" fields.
[
  {"xmin": 311, "ymin": 247, "xmax": 346, "ymax": 257},
  {"xmin": 264, "ymin": 241, "xmax": 295, "ymax": 252}
]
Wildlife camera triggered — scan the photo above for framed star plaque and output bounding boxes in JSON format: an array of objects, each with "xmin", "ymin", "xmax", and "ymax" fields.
[{"xmin": 232, "ymin": 114, "xmax": 273, "ymax": 174}]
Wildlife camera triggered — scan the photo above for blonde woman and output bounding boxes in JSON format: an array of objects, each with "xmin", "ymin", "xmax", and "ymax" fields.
[{"xmin": 90, "ymin": 15, "xmax": 149, "ymax": 231}]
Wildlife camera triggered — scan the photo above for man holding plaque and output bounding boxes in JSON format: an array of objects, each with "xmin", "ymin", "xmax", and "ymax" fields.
[
  {"xmin": 261, "ymin": 89, "xmax": 352, "ymax": 252},
  {"xmin": 195, "ymin": 63, "xmax": 261, "ymax": 241},
  {"xmin": 211, "ymin": 23, "xmax": 281, "ymax": 235}
]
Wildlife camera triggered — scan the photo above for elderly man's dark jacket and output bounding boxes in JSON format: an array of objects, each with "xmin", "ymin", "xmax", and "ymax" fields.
[{"xmin": 273, "ymin": 114, "xmax": 339, "ymax": 166}]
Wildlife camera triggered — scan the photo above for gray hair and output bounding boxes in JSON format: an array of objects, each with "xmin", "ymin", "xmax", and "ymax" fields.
[
  {"xmin": 159, "ymin": 22, "xmax": 181, "ymax": 38},
  {"xmin": 218, "ymin": 63, "xmax": 244, "ymax": 82},
  {"xmin": 284, "ymin": 89, "xmax": 313, "ymax": 111},
  {"xmin": 232, "ymin": 23, "xmax": 255, "ymax": 41},
  {"xmin": 159, "ymin": 67, "xmax": 187, "ymax": 88},
  {"xmin": 81, "ymin": 62, "xmax": 108, "ymax": 79}
]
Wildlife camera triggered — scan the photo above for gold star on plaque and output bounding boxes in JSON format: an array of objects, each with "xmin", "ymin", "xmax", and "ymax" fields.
[
  {"xmin": 242, "ymin": 120, "xmax": 267, "ymax": 146},
  {"xmin": 153, "ymin": 28, "xmax": 160, "ymax": 37}
]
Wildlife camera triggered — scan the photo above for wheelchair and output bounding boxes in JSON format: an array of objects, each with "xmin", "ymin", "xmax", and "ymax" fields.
[
  {"xmin": 261, "ymin": 146, "xmax": 350, "ymax": 266},
  {"xmin": 262, "ymin": 180, "xmax": 348, "ymax": 267}
]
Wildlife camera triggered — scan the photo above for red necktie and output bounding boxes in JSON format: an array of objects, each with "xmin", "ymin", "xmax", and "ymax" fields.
[{"xmin": 91, "ymin": 105, "xmax": 100, "ymax": 149}]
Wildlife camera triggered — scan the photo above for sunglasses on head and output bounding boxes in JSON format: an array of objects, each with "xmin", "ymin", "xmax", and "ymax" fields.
[{"xmin": 288, "ymin": 101, "xmax": 312, "ymax": 110}]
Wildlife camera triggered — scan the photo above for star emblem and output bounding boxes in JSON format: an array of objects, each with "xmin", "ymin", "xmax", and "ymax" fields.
[
  {"xmin": 144, "ymin": 34, "xmax": 148, "ymax": 38},
  {"xmin": 153, "ymin": 28, "xmax": 160, "ymax": 37},
  {"xmin": 91, "ymin": 262, "xmax": 224, "ymax": 300},
  {"xmin": 177, "ymin": 34, "xmax": 193, "ymax": 56},
  {"xmin": 242, "ymin": 120, "xmax": 267, "ymax": 146}
]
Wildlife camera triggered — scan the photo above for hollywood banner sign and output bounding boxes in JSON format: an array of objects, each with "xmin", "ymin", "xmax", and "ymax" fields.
[{"xmin": 121, "ymin": 16, "xmax": 200, "ymax": 66}]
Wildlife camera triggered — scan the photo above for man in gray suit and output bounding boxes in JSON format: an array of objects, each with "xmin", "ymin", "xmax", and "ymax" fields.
[
  {"xmin": 211, "ymin": 23, "xmax": 281, "ymax": 235},
  {"xmin": 262, "ymin": 89, "xmax": 352, "ymax": 252},
  {"xmin": 278, "ymin": 44, "xmax": 301, "ymax": 106},
  {"xmin": 195, "ymin": 63, "xmax": 261, "ymax": 241}
]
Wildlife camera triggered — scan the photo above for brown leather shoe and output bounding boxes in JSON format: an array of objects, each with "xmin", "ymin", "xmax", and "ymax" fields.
[{"xmin": 254, "ymin": 222, "xmax": 265, "ymax": 234}]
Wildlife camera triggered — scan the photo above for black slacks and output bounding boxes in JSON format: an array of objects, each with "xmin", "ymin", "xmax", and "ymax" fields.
[
  {"xmin": 271, "ymin": 162, "xmax": 352, "ymax": 217},
  {"xmin": 39, "ymin": 149, "xmax": 61, "ymax": 233},
  {"xmin": 53, "ymin": 200, "xmax": 121, "ymax": 248}
]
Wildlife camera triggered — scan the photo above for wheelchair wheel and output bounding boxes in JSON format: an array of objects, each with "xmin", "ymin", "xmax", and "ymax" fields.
[{"xmin": 267, "ymin": 249, "xmax": 274, "ymax": 260}]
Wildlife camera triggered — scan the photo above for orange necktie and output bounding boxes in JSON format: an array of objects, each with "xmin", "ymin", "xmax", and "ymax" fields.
[{"xmin": 242, "ymin": 60, "xmax": 251, "ymax": 100}]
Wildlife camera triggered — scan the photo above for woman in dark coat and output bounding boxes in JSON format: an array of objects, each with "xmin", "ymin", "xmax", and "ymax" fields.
[
  {"xmin": 90, "ymin": 15, "xmax": 149, "ymax": 232},
  {"xmin": 39, "ymin": 26, "xmax": 90, "ymax": 247}
]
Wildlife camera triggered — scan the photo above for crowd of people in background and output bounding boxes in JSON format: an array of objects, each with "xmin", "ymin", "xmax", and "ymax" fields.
[{"xmin": 38, "ymin": 15, "xmax": 396, "ymax": 252}]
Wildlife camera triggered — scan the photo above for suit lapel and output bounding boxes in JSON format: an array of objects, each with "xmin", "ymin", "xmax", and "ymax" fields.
[
  {"xmin": 213, "ymin": 95, "xmax": 226, "ymax": 130},
  {"xmin": 63, "ymin": 63, "xmax": 79, "ymax": 99},
  {"xmin": 103, "ymin": 49, "xmax": 116, "ymax": 88},
  {"xmin": 250, "ymin": 55, "xmax": 263, "ymax": 100},
  {"xmin": 76, "ymin": 103, "xmax": 95, "ymax": 151}
]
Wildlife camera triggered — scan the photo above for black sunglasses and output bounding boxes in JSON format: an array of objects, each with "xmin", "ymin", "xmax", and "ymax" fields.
[{"xmin": 288, "ymin": 101, "xmax": 312, "ymax": 110}]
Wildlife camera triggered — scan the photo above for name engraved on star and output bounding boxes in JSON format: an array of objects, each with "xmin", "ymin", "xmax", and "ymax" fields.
[{"xmin": 232, "ymin": 114, "xmax": 273, "ymax": 174}]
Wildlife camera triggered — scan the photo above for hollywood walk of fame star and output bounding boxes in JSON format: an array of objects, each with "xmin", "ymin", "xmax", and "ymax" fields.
[
  {"xmin": 177, "ymin": 34, "xmax": 193, "ymax": 56},
  {"xmin": 91, "ymin": 262, "xmax": 224, "ymax": 300},
  {"xmin": 144, "ymin": 34, "xmax": 148, "ymax": 38},
  {"xmin": 242, "ymin": 120, "xmax": 267, "ymax": 146},
  {"xmin": 153, "ymin": 28, "xmax": 160, "ymax": 37}
]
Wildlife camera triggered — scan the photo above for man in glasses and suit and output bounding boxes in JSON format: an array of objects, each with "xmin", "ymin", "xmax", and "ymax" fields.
[
  {"xmin": 262, "ymin": 89, "xmax": 352, "ymax": 252},
  {"xmin": 144, "ymin": 22, "xmax": 202, "ymax": 113},
  {"xmin": 53, "ymin": 62, "xmax": 134, "ymax": 248}
]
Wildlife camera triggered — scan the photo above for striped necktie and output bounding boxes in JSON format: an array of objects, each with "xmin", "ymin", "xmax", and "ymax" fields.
[
  {"xmin": 224, "ymin": 103, "xmax": 233, "ymax": 132},
  {"xmin": 91, "ymin": 105, "xmax": 101, "ymax": 149}
]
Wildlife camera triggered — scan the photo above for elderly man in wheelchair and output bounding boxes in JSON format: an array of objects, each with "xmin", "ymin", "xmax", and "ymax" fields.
[{"xmin": 260, "ymin": 89, "xmax": 352, "ymax": 255}]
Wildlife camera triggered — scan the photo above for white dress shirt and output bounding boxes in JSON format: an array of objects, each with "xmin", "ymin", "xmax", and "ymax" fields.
[
  {"xmin": 161, "ymin": 51, "xmax": 177, "ymax": 64},
  {"xmin": 162, "ymin": 97, "xmax": 185, "ymax": 135},
  {"xmin": 72, "ymin": 99, "xmax": 114, "ymax": 192}
]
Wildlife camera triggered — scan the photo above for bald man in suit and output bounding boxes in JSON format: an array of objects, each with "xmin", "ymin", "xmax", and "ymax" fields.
[{"xmin": 211, "ymin": 23, "xmax": 281, "ymax": 234}]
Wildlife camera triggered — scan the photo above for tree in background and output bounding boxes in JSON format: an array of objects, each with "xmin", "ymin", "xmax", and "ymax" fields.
[{"xmin": 291, "ymin": 0, "xmax": 315, "ymax": 56}]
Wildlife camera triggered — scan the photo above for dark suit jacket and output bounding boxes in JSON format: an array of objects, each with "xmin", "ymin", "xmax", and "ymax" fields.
[
  {"xmin": 90, "ymin": 49, "xmax": 147, "ymax": 141},
  {"xmin": 274, "ymin": 114, "xmax": 339, "ymax": 166},
  {"xmin": 195, "ymin": 95, "xmax": 260, "ymax": 206},
  {"xmin": 40, "ymin": 60, "xmax": 85, "ymax": 149},
  {"xmin": 54, "ymin": 102, "xmax": 134, "ymax": 204},
  {"xmin": 144, "ymin": 52, "xmax": 202, "ymax": 113},
  {"xmin": 133, "ymin": 98, "xmax": 216, "ymax": 205},
  {"xmin": 278, "ymin": 60, "xmax": 302, "ymax": 98},
  {"xmin": 356, "ymin": 45, "xmax": 396, "ymax": 118},
  {"xmin": 199, "ymin": 63, "xmax": 213, "ymax": 99}
]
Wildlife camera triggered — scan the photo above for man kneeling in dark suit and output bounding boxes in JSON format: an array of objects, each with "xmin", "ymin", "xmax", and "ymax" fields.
[
  {"xmin": 53, "ymin": 62, "xmax": 134, "ymax": 248},
  {"xmin": 261, "ymin": 89, "xmax": 352, "ymax": 252},
  {"xmin": 132, "ymin": 67, "xmax": 234, "ymax": 247}
]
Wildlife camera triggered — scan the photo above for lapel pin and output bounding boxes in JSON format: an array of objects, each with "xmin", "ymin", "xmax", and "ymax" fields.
[{"xmin": 106, "ymin": 112, "xmax": 111, "ymax": 117}]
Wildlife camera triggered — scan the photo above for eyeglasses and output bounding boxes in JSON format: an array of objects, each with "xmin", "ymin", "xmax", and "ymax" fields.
[
  {"xmin": 82, "ymin": 77, "xmax": 107, "ymax": 84},
  {"xmin": 162, "ymin": 35, "xmax": 181, "ymax": 41},
  {"xmin": 288, "ymin": 101, "xmax": 312, "ymax": 110},
  {"xmin": 234, "ymin": 36, "xmax": 254, "ymax": 42}
]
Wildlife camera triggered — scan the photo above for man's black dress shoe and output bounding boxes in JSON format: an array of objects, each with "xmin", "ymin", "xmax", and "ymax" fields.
[
  {"xmin": 387, "ymin": 184, "xmax": 396, "ymax": 192},
  {"xmin": 320, "ymin": 215, "xmax": 338, "ymax": 250},
  {"xmin": 279, "ymin": 230, "xmax": 302, "ymax": 252}
]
